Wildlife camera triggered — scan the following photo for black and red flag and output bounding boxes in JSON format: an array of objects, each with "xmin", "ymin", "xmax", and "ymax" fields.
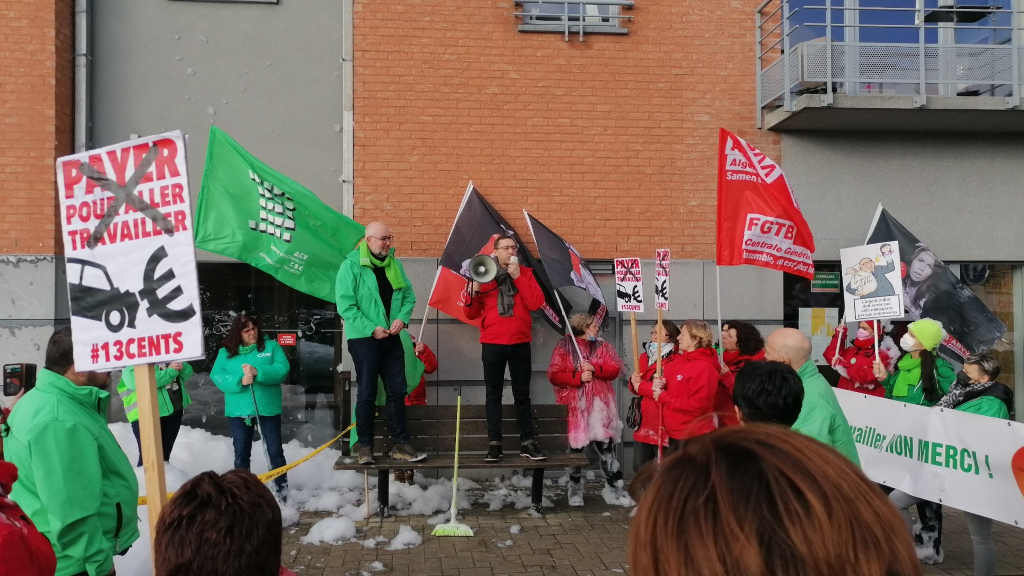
[
  {"xmin": 524, "ymin": 211, "xmax": 607, "ymax": 328},
  {"xmin": 426, "ymin": 184, "xmax": 566, "ymax": 331}
]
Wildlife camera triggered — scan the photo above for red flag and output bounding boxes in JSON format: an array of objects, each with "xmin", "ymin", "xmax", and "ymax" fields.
[{"xmin": 716, "ymin": 128, "xmax": 815, "ymax": 280}]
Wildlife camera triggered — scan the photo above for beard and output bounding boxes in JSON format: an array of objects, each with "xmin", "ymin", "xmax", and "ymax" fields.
[{"xmin": 86, "ymin": 371, "xmax": 111, "ymax": 390}]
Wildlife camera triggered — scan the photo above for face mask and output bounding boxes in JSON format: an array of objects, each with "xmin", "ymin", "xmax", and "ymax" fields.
[
  {"xmin": 956, "ymin": 371, "xmax": 980, "ymax": 387},
  {"xmin": 856, "ymin": 328, "xmax": 871, "ymax": 340},
  {"xmin": 900, "ymin": 333, "xmax": 919, "ymax": 352},
  {"xmin": 586, "ymin": 334, "xmax": 597, "ymax": 342}
]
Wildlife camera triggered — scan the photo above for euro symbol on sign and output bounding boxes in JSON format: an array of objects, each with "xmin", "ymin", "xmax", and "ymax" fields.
[{"xmin": 139, "ymin": 246, "xmax": 196, "ymax": 323}]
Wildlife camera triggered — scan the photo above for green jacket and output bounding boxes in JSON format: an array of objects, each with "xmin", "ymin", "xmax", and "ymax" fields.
[
  {"xmin": 211, "ymin": 338, "xmax": 290, "ymax": 418},
  {"xmin": 792, "ymin": 360, "xmax": 862, "ymax": 467},
  {"xmin": 4, "ymin": 369, "xmax": 140, "ymax": 576},
  {"xmin": 335, "ymin": 247, "xmax": 416, "ymax": 340},
  {"xmin": 117, "ymin": 363, "xmax": 195, "ymax": 422},
  {"xmin": 882, "ymin": 357, "xmax": 955, "ymax": 407},
  {"xmin": 957, "ymin": 395, "xmax": 1010, "ymax": 419}
]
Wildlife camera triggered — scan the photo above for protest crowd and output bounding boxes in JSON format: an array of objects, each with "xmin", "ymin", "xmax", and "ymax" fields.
[{"xmin": 1, "ymin": 130, "xmax": 1020, "ymax": 576}]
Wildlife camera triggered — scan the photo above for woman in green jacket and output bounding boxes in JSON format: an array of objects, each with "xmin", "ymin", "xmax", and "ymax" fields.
[
  {"xmin": 888, "ymin": 353, "xmax": 1012, "ymax": 576},
  {"xmin": 211, "ymin": 314, "xmax": 291, "ymax": 499},
  {"xmin": 872, "ymin": 318, "xmax": 955, "ymax": 407}
]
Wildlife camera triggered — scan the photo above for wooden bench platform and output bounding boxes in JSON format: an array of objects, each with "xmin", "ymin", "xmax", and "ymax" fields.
[{"xmin": 335, "ymin": 404, "xmax": 587, "ymax": 517}]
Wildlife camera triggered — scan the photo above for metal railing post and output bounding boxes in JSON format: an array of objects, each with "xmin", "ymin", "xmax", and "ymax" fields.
[
  {"xmin": 756, "ymin": 5, "xmax": 763, "ymax": 127},
  {"xmin": 1011, "ymin": 2, "xmax": 1021, "ymax": 107},
  {"xmin": 917, "ymin": 3, "xmax": 927, "ymax": 107},
  {"xmin": 825, "ymin": 0, "xmax": 833, "ymax": 105},
  {"xmin": 783, "ymin": 0, "xmax": 793, "ymax": 111},
  {"xmin": 564, "ymin": 2, "xmax": 569, "ymax": 42}
]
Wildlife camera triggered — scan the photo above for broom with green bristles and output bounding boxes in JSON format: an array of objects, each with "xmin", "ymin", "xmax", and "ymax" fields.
[{"xmin": 432, "ymin": 396, "xmax": 474, "ymax": 537}]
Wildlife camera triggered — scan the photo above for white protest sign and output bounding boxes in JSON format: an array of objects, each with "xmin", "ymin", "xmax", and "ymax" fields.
[
  {"xmin": 840, "ymin": 241, "xmax": 903, "ymax": 321},
  {"xmin": 56, "ymin": 131, "xmax": 204, "ymax": 371},
  {"xmin": 614, "ymin": 258, "xmax": 644, "ymax": 313},
  {"xmin": 655, "ymin": 249, "xmax": 670, "ymax": 311},
  {"xmin": 836, "ymin": 389, "xmax": 1024, "ymax": 527}
]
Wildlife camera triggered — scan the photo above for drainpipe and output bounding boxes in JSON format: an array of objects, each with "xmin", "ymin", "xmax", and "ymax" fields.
[
  {"xmin": 74, "ymin": 0, "xmax": 90, "ymax": 153},
  {"xmin": 341, "ymin": 0, "xmax": 354, "ymax": 218}
]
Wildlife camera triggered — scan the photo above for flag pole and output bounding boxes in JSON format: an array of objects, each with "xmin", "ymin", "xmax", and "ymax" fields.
[
  {"xmin": 874, "ymin": 319, "xmax": 880, "ymax": 364},
  {"xmin": 553, "ymin": 290, "xmax": 583, "ymax": 364},
  {"xmin": 417, "ymin": 266, "xmax": 443, "ymax": 344},
  {"xmin": 716, "ymin": 265, "xmax": 724, "ymax": 363}
]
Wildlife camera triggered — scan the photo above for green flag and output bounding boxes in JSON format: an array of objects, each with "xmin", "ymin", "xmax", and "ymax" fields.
[{"xmin": 195, "ymin": 127, "xmax": 364, "ymax": 301}]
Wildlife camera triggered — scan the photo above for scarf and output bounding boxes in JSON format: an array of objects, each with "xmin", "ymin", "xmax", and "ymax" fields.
[
  {"xmin": 937, "ymin": 380, "xmax": 995, "ymax": 410},
  {"xmin": 644, "ymin": 342, "xmax": 674, "ymax": 366},
  {"xmin": 238, "ymin": 342, "xmax": 258, "ymax": 355},
  {"xmin": 359, "ymin": 241, "xmax": 406, "ymax": 289},
  {"xmin": 893, "ymin": 355, "xmax": 921, "ymax": 398},
  {"xmin": 494, "ymin": 267, "xmax": 519, "ymax": 317}
]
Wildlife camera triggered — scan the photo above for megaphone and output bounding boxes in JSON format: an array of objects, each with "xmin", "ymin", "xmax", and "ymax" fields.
[{"xmin": 469, "ymin": 254, "xmax": 498, "ymax": 283}]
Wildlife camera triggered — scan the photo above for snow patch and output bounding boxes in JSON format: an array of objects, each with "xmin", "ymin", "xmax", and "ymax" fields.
[
  {"xmin": 496, "ymin": 539, "xmax": 515, "ymax": 548},
  {"xmin": 585, "ymin": 471, "xmax": 596, "ymax": 481},
  {"xmin": 510, "ymin": 524, "xmax": 522, "ymax": 534},
  {"xmin": 301, "ymin": 517, "xmax": 356, "ymax": 545},
  {"xmin": 386, "ymin": 525, "xmax": 422, "ymax": 550},
  {"xmin": 601, "ymin": 481, "xmax": 635, "ymax": 508}
]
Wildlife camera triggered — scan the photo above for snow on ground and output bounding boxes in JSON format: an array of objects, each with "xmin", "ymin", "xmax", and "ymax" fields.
[{"xmin": 111, "ymin": 424, "xmax": 583, "ymax": 575}]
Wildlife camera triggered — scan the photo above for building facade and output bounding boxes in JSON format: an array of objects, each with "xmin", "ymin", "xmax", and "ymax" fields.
[{"xmin": 1, "ymin": 0, "xmax": 1022, "ymax": 469}]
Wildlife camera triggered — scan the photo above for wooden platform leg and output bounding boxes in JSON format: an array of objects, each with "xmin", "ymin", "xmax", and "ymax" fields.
[
  {"xmin": 531, "ymin": 467, "xmax": 544, "ymax": 515},
  {"xmin": 378, "ymin": 469, "xmax": 391, "ymax": 518}
]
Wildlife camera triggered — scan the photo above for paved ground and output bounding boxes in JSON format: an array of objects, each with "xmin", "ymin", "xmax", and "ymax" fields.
[{"xmin": 282, "ymin": 482, "xmax": 1024, "ymax": 576}]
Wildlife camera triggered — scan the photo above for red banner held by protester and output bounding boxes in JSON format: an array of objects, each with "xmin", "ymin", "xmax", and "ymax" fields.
[{"xmin": 716, "ymin": 128, "xmax": 815, "ymax": 280}]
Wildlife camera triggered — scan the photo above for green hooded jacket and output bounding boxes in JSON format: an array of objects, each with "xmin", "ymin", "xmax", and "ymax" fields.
[
  {"xmin": 957, "ymin": 395, "xmax": 1011, "ymax": 419},
  {"xmin": 881, "ymin": 356, "xmax": 955, "ymax": 407},
  {"xmin": 792, "ymin": 360, "xmax": 862, "ymax": 466},
  {"xmin": 211, "ymin": 338, "xmax": 290, "ymax": 418},
  {"xmin": 3, "ymin": 368, "xmax": 140, "ymax": 576},
  {"xmin": 117, "ymin": 363, "xmax": 195, "ymax": 423},
  {"xmin": 335, "ymin": 246, "xmax": 416, "ymax": 340},
  {"xmin": 348, "ymin": 330, "xmax": 425, "ymax": 447}
]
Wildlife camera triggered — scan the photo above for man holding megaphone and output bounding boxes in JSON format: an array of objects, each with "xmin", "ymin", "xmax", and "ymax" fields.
[{"xmin": 465, "ymin": 235, "xmax": 547, "ymax": 463}]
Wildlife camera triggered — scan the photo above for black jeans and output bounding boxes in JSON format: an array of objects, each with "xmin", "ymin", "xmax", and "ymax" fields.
[
  {"xmin": 349, "ymin": 335, "xmax": 410, "ymax": 447},
  {"xmin": 632, "ymin": 441, "xmax": 659, "ymax": 474},
  {"xmin": 570, "ymin": 439, "xmax": 623, "ymax": 487},
  {"xmin": 482, "ymin": 342, "xmax": 534, "ymax": 443},
  {"xmin": 130, "ymin": 410, "xmax": 184, "ymax": 467},
  {"xmin": 229, "ymin": 414, "xmax": 288, "ymax": 493}
]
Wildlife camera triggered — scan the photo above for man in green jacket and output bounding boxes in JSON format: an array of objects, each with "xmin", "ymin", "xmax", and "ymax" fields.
[
  {"xmin": 3, "ymin": 327, "xmax": 140, "ymax": 576},
  {"xmin": 336, "ymin": 222, "xmax": 425, "ymax": 465},
  {"xmin": 765, "ymin": 328, "xmax": 861, "ymax": 466},
  {"xmin": 118, "ymin": 362, "xmax": 194, "ymax": 466}
]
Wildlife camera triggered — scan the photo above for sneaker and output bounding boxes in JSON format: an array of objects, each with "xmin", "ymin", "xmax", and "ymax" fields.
[
  {"xmin": 520, "ymin": 441, "xmax": 547, "ymax": 461},
  {"xmin": 390, "ymin": 442, "xmax": 427, "ymax": 462},
  {"xmin": 357, "ymin": 446, "xmax": 375, "ymax": 465},
  {"xmin": 567, "ymin": 480, "xmax": 584, "ymax": 507},
  {"xmin": 485, "ymin": 442, "xmax": 503, "ymax": 463}
]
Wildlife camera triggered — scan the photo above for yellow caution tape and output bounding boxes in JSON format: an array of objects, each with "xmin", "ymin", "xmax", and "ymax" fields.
[{"xmin": 138, "ymin": 423, "xmax": 355, "ymax": 506}]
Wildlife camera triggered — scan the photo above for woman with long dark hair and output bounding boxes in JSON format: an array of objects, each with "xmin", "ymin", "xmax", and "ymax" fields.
[
  {"xmin": 717, "ymin": 321, "xmax": 766, "ymax": 426},
  {"xmin": 211, "ymin": 313, "xmax": 291, "ymax": 500},
  {"xmin": 903, "ymin": 245, "xmax": 942, "ymax": 321}
]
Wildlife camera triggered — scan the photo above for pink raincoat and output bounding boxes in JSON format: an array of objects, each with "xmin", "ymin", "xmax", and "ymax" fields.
[{"xmin": 547, "ymin": 335, "xmax": 624, "ymax": 449}]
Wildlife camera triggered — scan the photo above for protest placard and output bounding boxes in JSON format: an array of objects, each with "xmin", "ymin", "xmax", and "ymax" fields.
[
  {"xmin": 614, "ymin": 258, "xmax": 644, "ymax": 313},
  {"xmin": 840, "ymin": 241, "xmax": 904, "ymax": 322}
]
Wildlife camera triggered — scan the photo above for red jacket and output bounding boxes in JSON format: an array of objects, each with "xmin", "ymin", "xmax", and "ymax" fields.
[
  {"xmin": 0, "ymin": 461, "xmax": 57, "ymax": 576},
  {"xmin": 823, "ymin": 332, "xmax": 889, "ymax": 397},
  {"xmin": 638, "ymin": 347, "xmax": 720, "ymax": 440},
  {"xmin": 464, "ymin": 266, "xmax": 545, "ymax": 345},
  {"xmin": 630, "ymin": 350, "xmax": 677, "ymax": 447},
  {"xmin": 717, "ymin": 349, "xmax": 766, "ymax": 427},
  {"xmin": 405, "ymin": 341, "xmax": 438, "ymax": 406}
]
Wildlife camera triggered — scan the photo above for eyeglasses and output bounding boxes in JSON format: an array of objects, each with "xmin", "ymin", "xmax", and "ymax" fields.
[
  {"xmin": 496, "ymin": 245, "xmax": 518, "ymax": 252},
  {"xmin": 242, "ymin": 326, "xmax": 258, "ymax": 334},
  {"xmin": 370, "ymin": 235, "xmax": 394, "ymax": 243}
]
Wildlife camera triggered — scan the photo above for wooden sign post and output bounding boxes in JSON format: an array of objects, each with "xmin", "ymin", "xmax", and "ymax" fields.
[{"xmin": 134, "ymin": 363, "xmax": 167, "ymax": 564}]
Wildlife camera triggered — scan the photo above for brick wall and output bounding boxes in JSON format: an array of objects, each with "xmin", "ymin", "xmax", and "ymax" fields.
[
  {"xmin": 0, "ymin": 0, "xmax": 75, "ymax": 255},
  {"xmin": 353, "ymin": 0, "xmax": 780, "ymax": 259}
]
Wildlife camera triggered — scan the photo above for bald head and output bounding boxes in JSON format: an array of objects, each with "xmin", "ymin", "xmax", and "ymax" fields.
[
  {"xmin": 764, "ymin": 328, "xmax": 812, "ymax": 368},
  {"xmin": 364, "ymin": 222, "xmax": 393, "ymax": 258}
]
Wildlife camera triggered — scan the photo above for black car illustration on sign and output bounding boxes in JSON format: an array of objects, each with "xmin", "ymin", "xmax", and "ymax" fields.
[{"xmin": 66, "ymin": 258, "xmax": 140, "ymax": 333}]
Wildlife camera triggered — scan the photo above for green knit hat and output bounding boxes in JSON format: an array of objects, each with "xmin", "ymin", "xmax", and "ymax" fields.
[{"xmin": 908, "ymin": 319, "xmax": 945, "ymax": 352}]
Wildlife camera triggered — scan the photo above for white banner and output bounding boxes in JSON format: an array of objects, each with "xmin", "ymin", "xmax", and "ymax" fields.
[
  {"xmin": 56, "ymin": 132, "xmax": 204, "ymax": 371},
  {"xmin": 835, "ymin": 389, "xmax": 1024, "ymax": 526},
  {"xmin": 655, "ymin": 249, "xmax": 670, "ymax": 311},
  {"xmin": 614, "ymin": 258, "xmax": 644, "ymax": 313},
  {"xmin": 840, "ymin": 241, "xmax": 904, "ymax": 321}
]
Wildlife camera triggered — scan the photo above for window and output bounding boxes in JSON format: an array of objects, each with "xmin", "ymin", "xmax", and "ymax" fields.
[{"xmin": 515, "ymin": 1, "xmax": 633, "ymax": 38}]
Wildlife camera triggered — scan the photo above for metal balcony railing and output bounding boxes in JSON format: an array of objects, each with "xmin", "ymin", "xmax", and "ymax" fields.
[
  {"xmin": 756, "ymin": 2, "xmax": 1024, "ymax": 127},
  {"xmin": 513, "ymin": 0, "xmax": 634, "ymax": 42}
]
